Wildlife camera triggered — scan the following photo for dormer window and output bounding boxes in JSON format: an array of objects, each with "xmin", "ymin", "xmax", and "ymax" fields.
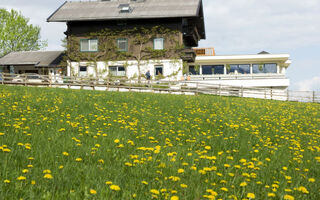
[{"xmin": 119, "ymin": 4, "xmax": 132, "ymax": 13}]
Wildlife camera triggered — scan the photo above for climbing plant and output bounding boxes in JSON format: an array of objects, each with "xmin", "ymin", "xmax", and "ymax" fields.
[{"xmin": 63, "ymin": 26, "xmax": 186, "ymax": 80}]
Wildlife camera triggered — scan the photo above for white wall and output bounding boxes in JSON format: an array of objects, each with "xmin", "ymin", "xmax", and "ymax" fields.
[{"xmin": 68, "ymin": 59, "xmax": 183, "ymax": 80}]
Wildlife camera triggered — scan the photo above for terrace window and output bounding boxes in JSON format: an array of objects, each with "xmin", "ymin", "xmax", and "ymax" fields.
[
  {"xmin": 253, "ymin": 63, "xmax": 277, "ymax": 74},
  {"xmin": 202, "ymin": 65, "xmax": 224, "ymax": 75},
  {"xmin": 80, "ymin": 39, "xmax": 98, "ymax": 52},
  {"xmin": 228, "ymin": 64, "xmax": 250, "ymax": 74},
  {"xmin": 154, "ymin": 38, "xmax": 164, "ymax": 50},
  {"xmin": 109, "ymin": 66, "xmax": 126, "ymax": 76},
  {"xmin": 117, "ymin": 38, "xmax": 128, "ymax": 52},
  {"xmin": 189, "ymin": 65, "xmax": 198, "ymax": 75}
]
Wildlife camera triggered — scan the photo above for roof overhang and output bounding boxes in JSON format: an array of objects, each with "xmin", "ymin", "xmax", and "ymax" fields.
[{"xmin": 196, "ymin": 54, "xmax": 291, "ymax": 64}]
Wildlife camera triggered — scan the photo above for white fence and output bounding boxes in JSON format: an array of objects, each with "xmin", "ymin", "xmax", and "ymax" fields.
[{"xmin": 0, "ymin": 73, "xmax": 319, "ymax": 103}]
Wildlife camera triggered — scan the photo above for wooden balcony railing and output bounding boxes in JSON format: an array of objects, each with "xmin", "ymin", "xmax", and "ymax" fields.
[{"xmin": 193, "ymin": 48, "xmax": 215, "ymax": 56}]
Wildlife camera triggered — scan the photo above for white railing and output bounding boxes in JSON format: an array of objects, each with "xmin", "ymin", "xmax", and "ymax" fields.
[
  {"xmin": 190, "ymin": 74, "xmax": 287, "ymax": 80},
  {"xmin": 0, "ymin": 73, "xmax": 318, "ymax": 103}
]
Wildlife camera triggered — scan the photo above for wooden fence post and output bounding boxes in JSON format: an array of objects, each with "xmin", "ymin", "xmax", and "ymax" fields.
[
  {"xmin": 1, "ymin": 73, "xmax": 3, "ymax": 85},
  {"xmin": 24, "ymin": 74, "xmax": 27, "ymax": 86},
  {"xmin": 270, "ymin": 87, "xmax": 273, "ymax": 100},
  {"xmin": 241, "ymin": 86, "xmax": 244, "ymax": 98},
  {"xmin": 287, "ymin": 90, "xmax": 289, "ymax": 101},
  {"xmin": 219, "ymin": 84, "xmax": 221, "ymax": 96},
  {"xmin": 313, "ymin": 91, "xmax": 315, "ymax": 103}
]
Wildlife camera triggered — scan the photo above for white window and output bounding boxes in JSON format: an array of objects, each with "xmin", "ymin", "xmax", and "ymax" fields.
[
  {"xmin": 80, "ymin": 39, "xmax": 98, "ymax": 52},
  {"xmin": 109, "ymin": 66, "xmax": 126, "ymax": 76},
  {"xmin": 154, "ymin": 38, "xmax": 164, "ymax": 50},
  {"xmin": 79, "ymin": 66, "xmax": 87, "ymax": 77}
]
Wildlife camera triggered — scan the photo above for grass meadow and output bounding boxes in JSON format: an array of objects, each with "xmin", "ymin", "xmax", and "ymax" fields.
[{"xmin": 0, "ymin": 85, "xmax": 319, "ymax": 200}]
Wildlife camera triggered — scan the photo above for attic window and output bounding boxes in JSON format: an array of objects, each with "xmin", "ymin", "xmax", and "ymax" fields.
[{"xmin": 119, "ymin": 4, "xmax": 132, "ymax": 13}]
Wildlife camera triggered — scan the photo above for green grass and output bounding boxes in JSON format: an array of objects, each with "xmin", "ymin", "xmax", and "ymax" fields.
[{"xmin": 0, "ymin": 85, "xmax": 319, "ymax": 200}]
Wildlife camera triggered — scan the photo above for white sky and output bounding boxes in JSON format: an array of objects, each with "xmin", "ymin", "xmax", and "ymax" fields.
[{"xmin": 1, "ymin": 0, "xmax": 320, "ymax": 91}]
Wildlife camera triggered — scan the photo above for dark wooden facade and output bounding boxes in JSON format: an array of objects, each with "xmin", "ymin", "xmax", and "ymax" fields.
[{"xmin": 65, "ymin": 16, "xmax": 203, "ymax": 62}]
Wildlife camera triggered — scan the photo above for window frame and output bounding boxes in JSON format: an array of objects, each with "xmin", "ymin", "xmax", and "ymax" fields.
[
  {"xmin": 228, "ymin": 64, "xmax": 250, "ymax": 74},
  {"xmin": 80, "ymin": 39, "xmax": 98, "ymax": 52},
  {"xmin": 153, "ymin": 37, "xmax": 164, "ymax": 50},
  {"xmin": 109, "ymin": 66, "xmax": 126, "ymax": 77},
  {"xmin": 252, "ymin": 63, "xmax": 277, "ymax": 74},
  {"xmin": 117, "ymin": 38, "xmax": 128, "ymax": 52},
  {"xmin": 154, "ymin": 65, "xmax": 164, "ymax": 76},
  {"xmin": 79, "ymin": 66, "xmax": 88, "ymax": 77}
]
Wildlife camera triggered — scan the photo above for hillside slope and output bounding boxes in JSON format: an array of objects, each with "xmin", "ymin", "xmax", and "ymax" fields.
[{"xmin": 0, "ymin": 85, "xmax": 319, "ymax": 199}]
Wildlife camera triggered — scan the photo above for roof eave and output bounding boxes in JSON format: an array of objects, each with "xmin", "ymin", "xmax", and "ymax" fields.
[{"xmin": 48, "ymin": 15, "xmax": 200, "ymax": 23}]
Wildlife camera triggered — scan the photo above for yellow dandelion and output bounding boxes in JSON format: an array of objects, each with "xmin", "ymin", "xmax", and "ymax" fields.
[
  {"xmin": 4, "ymin": 179, "xmax": 10, "ymax": 183},
  {"xmin": 284, "ymin": 195, "xmax": 295, "ymax": 200},
  {"xmin": 110, "ymin": 184, "xmax": 120, "ymax": 191},
  {"xmin": 268, "ymin": 193, "xmax": 276, "ymax": 197},
  {"xmin": 220, "ymin": 187, "xmax": 228, "ymax": 192},
  {"xmin": 150, "ymin": 189, "xmax": 160, "ymax": 195},
  {"xmin": 90, "ymin": 189, "xmax": 97, "ymax": 194},
  {"xmin": 17, "ymin": 176, "xmax": 26, "ymax": 181},
  {"xmin": 171, "ymin": 196, "xmax": 179, "ymax": 200},
  {"xmin": 44, "ymin": 174, "xmax": 53, "ymax": 179},
  {"xmin": 205, "ymin": 146, "xmax": 211, "ymax": 150},
  {"xmin": 180, "ymin": 183, "xmax": 188, "ymax": 188},
  {"xmin": 247, "ymin": 193, "xmax": 255, "ymax": 199},
  {"xmin": 31, "ymin": 180, "xmax": 36, "ymax": 185},
  {"xmin": 297, "ymin": 186, "xmax": 309, "ymax": 194},
  {"xmin": 105, "ymin": 181, "xmax": 112, "ymax": 185},
  {"xmin": 75, "ymin": 158, "xmax": 82, "ymax": 162},
  {"xmin": 141, "ymin": 181, "xmax": 148, "ymax": 185},
  {"xmin": 178, "ymin": 168, "xmax": 184, "ymax": 173},
  {"xmin": 240, "ymin": 182, "xmax": 247, "ymax": 187},
  {"xmin": 114, "ymin": 139, "xmax": 120, "ymax": 143},
  {"xmin": 308, "ymin": 178, "xmax": 315, "ymax": 183}
]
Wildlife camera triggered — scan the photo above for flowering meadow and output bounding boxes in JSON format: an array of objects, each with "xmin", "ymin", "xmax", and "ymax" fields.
[{"xmin": 0, "ymin": 85, "xmax": 319, "ymax": 200}]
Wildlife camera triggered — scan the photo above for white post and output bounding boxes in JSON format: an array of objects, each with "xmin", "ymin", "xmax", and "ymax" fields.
[
  {"xmin": 277, "ymin": 63, "xmax": 280, "ymax": 74},
  {"xmin": 250, "ymin": 64, "xmax": 253, "ymax": 74},
  {"xmin": 199, "ymin": 65, "xmax": 202, "ymax": 75},
  {"xmin": 224, "ymin": 64, "xmax": 227, "ymax": 75}
]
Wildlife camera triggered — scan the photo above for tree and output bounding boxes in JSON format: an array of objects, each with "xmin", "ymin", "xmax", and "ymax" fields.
[{"xmin": 0, "ymin": 8, "xmax": 47, "ymax": 57}]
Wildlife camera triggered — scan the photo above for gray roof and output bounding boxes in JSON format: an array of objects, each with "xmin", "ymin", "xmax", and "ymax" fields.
[
  {"xmin": 0, "ymin": 51, "xmax": 65, "ymax": 67},
  {"xmin": 47, "ymin": 0, "xmax": 202, "ymax": 22}
]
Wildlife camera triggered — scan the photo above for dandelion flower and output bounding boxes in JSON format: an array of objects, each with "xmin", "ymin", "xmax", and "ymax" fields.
[
  {"xmin": 150, "ymin": 189, "xmax": 160, "ymax": 195},
  {"xmin": 178, "ymin": 168, "xmax": 184, "ymax": 173},
  {"xmin": 4, "ymin": 179, "xmax": 10, "ymax": 183},
  {"xmin": 90, "ymin": 189, "xmax": 97, "ymax": 194},
  {"xmin": 44, "ymin": 174, "xmax": 53, "ymax": 179},
  {"xmin": 247, "ymin": 193, "xmax": 255, "ymax": 199},
  {"xmin": 110, "ymin": 184, "xmax": 120, "ymax": 191},
  {"xmin": 17, "ymin": 176, "xmax": 26, "ymax": 181},
  {"xmin": 171, "ymin": 196, "xmax": 179, "ymax": 200},
  {"xmin": 180, "ymin": 183, "xmax": 188, "ymax": 188},
  {"xmin": 308, "ymin": 178, "xmax": 315, "ymax": 183},
  {"xmin": 240, "ymin": 182, "xmax": 247, "ymax": 187},
  {"xmin": 284, "ymin": 195, "xmax": 295, "ymax": 200},
  {"xmin": 268, "ymin": 193, "xmax": 276, "ymax": 197}
]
